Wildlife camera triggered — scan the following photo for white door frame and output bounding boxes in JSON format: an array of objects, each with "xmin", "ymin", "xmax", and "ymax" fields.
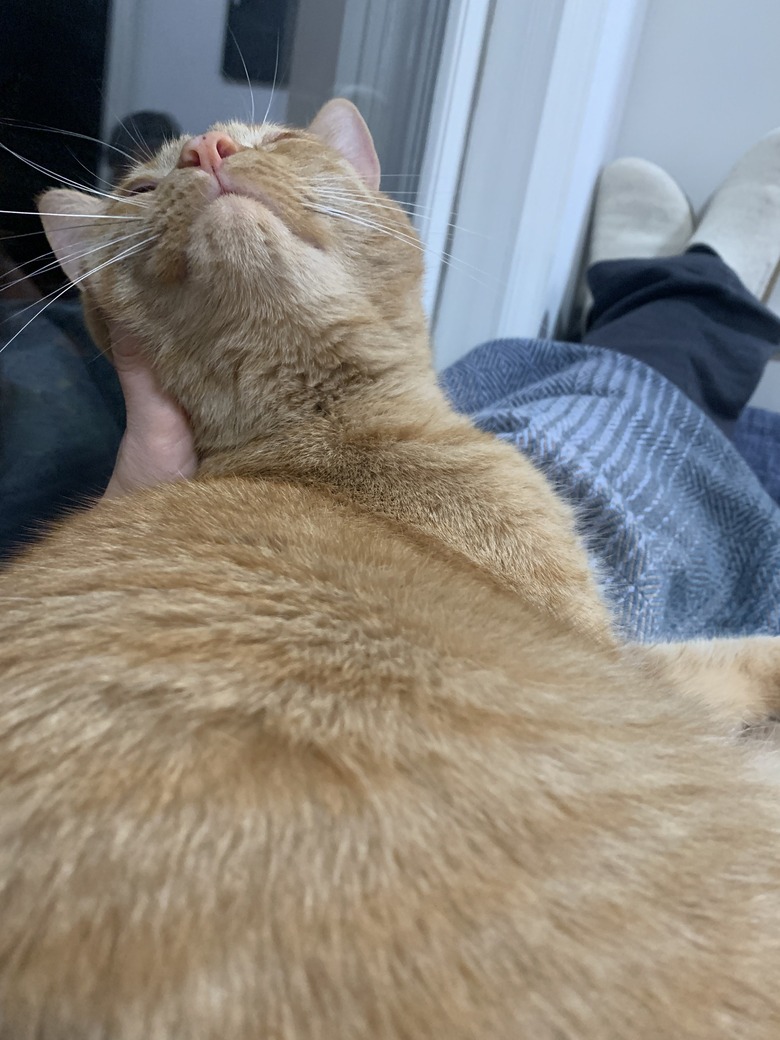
[
  {"xmin": 414, "ymin": 0, "xmax": 494, "ymax": 316},
  {"xmin": 419, "ymin": 0, "xmax": 648, "ymax": 365},
  {"xmin": 497, "ymin": 0, "xmax": 649, "ymax": 340}
]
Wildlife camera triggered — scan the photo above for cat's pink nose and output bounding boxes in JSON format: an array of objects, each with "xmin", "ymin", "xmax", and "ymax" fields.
[{"xmin": 177, "ymin": 132, "xmax": 240, "ymax": 174}]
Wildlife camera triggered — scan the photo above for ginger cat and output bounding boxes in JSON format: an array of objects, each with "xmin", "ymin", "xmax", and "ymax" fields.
[{"xmin": 1, "ymin": 99, "xmax": 780, "ymax": 1038}]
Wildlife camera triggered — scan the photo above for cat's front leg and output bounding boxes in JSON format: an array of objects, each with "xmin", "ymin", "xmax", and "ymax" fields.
[{"xmin": 635, "ymin": 637, "xmax": 780, "ymax": 725}]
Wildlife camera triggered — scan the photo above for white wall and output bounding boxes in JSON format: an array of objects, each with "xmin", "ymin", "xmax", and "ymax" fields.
[
  {"xmin": 614, "ymin": 0, "xmax": 780, "ymax": 213},
  {"xmin": 106, "ymin": 0, "xmax": 287, "ymax": 139},
  {"xmin": 613, "ymin": 0, "xmax": 780, "ymax": 408}
]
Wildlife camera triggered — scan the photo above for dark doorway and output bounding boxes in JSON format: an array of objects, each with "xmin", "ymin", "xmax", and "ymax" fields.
[{"xmin": 0, "ymin": 0, "xmax": 111, "ymax": 294}]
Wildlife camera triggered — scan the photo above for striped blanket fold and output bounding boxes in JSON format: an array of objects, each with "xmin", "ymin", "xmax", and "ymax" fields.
[{"xmin": 441, "ymin": 338, "xmax": 780, "ymax": 642}]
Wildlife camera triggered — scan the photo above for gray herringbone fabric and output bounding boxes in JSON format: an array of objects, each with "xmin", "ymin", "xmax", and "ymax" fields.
[{"xmin": 441, "ymin": 339, "xmax": 780, "ymax": 642}]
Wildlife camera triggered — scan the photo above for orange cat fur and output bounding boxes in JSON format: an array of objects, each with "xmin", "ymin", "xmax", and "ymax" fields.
[{"xmin": 1, "ymin": 99, "xmax": 780, "ymax": 1038}]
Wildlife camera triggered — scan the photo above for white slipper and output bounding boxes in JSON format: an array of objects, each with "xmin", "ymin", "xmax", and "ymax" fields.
[
  {"xmin": 575, "ymin": 158, "xmax": 694, "ymax": 330},
  {"xmin": 587, "ymin": 157, "xmax": 694, "ymax": 266},
  {"xmin": 687, "ymin": 130, "xmax": 780, "ymax": 301}
]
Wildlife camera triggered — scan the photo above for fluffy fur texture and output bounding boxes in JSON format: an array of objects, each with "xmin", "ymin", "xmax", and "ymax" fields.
[{"xmin": 1, "ymin": 100, "xmax": 780, "ymax": 1038}]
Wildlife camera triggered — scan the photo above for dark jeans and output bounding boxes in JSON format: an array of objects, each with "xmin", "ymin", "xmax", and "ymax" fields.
[{"xmin": 583, "ymin": 247, "xmax": 780, "ymax": 438}]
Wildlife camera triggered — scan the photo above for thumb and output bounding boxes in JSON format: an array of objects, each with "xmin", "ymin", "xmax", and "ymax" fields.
[
  {"xmin": 103, "ymin": 322, "xmax": 197, "ymax": 499},
  {"xmin": 108, "ymin": 322, "xmax": 189, "ymax": 440}
]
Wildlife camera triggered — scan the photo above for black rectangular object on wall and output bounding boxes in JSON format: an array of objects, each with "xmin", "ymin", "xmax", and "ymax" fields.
[{"xmin": 222, "ymin": 0, "xmax": 299, "ymax": 86}]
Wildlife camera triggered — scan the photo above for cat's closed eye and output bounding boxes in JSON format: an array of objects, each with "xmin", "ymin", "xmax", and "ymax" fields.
[
  {"xmin": 123, "ymin": 180, "xmax": 157, "ymax": 196},
  {"xmin": 263, "ymin": 131, "xmax": 300, "ymax": 148}
]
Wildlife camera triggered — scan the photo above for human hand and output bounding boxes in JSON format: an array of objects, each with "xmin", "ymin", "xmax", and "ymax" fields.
[{"xmin": 103, "ymin": 323, "xmax": 197, "ymax": 499}]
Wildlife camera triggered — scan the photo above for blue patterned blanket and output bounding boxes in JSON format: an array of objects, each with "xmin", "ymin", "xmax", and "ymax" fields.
[{"xmin": 442, "ymin": 339, "xmax": 780, "ymax": 642}]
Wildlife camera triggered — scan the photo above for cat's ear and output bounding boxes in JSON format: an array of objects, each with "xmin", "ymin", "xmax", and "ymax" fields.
[
  {"xmin": 308, "ymin": 99, "xmax": 380, "ymax": 191},
  {"xmin": 37, "ymin": 189, "xmax": 105, "ymax": 284}
]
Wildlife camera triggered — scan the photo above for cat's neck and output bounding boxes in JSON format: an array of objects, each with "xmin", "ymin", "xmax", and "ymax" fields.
[
  {"xmin": 190, "ymin": 326, "xmax": 614, "ymax": 647},
  {"xmin": 193, "ymin": 332, "xmax": 458, "ymax": 475},
  {"xmin": 170, "ymin": 312, "xmax": 444, "ymax": 464}
]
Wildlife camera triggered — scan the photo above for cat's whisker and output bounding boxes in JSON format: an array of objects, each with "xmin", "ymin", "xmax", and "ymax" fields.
[
  {"xmin": 313, "ymin": 177, "xmax": 468, "ymax": 219},
  {"xmin": 0, "ymin": 118, "xmax": 138, "ymax": 165},
  {"xmin": 421, "ymin": 248, "xmax": 504, "ymax": 293},
  {"xmin": 1, "ymin": 228, "xmax": 64, "ymax": 242},
  {"xmin": 3, "ymin": 235, "xmax": 158, "ymax": 327},
  {"xmin": 66, "ymin": 146, "xmax": 117, "ymax": 192},
  {"xmin": 2, "ymin": 237, "xmax": 95, "ymax": 287},
  {"xmin": 1, "ymin": 220, "xmax": 140, "ymax": 240},
  {"xmin": 72, "ymin": 233, "xmax": 159, "ymax": 280},
  {"xmin": 0, "ymin": 209, "xmax": 141, "ymax": 221},
  {"xmin": 0, "ymin": 228, "xmax": 154, "ymax": 294},
  {"xmin": 317, "ymin": 171, "xmax": 425, "ymax": 185},
  {"xmin": 317, "ymin": 185, "xmax": 438, "ymax": 212},
  {"xmin": 262, "ymin": 35, "xmax": 282, "ymax": 126},
  {"xmin": 0, "ymin": 141, "xmax": 147, "ymax": 208},
  {"xmin": 1, "ymin": 252, "xmax": 72, "ymax": 292},
  {"xmin": 116, "ymin": 116, "xmax": 156, "ymax": 165},
  {"xmin": 310, "ymin": 199, "xmax": 456, "ymax": 273},
  {"xmin": 305, "ymin": 202, "xmax": 421, "ymax": 249},
  {"xmin": 1, "ymin": 282, "xmax": 89, "ymax": 354},
  {"xmin": 314, "ymin": 190, "xmax": 433, "ymax": 227},
  {"xmin": 306, "ymin": 203, "xmax": 503, "ymax": 291},
  {"xmin": 1, "ymin": 275, "xmax": 80, "ymax": 324},
  {"xmin": 314, "ymin": 188, "xmax": 489, "ymax": 240},
  {"xmin": 228, "ymin": 27, "xmax": 256, "ymax": 125},
  {"xmin": 1, "ymin": 235, "xmax": 158, "ymax": 351}
]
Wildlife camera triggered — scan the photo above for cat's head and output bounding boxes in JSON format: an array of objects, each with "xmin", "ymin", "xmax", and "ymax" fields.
[{"xmin": 38, "ymin": 100, "xmax": 430, "ymax": 456}]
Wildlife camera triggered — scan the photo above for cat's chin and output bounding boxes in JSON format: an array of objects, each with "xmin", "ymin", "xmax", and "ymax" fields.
[
  {"xmin": 213, "ymin": 170, "xmax": 282, "ymax": 217},
  {"xmin": 200, "ymin": 194, "xmax": 325, "ymax": 258},
  {"xmin": 198, "ymin": 194, "xmax": 290, "ymax": 258},
  {"xmin": 183, "ymin": 200, "xmax": 278, "ymax": 287},
  {"xmin": 209, "ymin": 192, "xmax": 276, "ymax": 223}
]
